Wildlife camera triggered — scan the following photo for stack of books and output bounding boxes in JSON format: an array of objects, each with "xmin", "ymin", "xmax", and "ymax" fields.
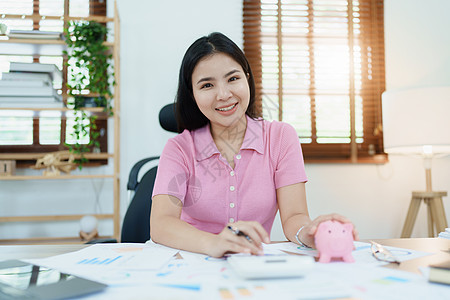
[
  {"xmin": 429, "ymin": 261, "xmax": 450, "ymax": 285},
  {"xmin": 438, "ymin": 228, "xmax": 450, "ymax": 239},
  {"xmin": 0, "ymin": 62, "xmax": 63, "ymax": 108}
]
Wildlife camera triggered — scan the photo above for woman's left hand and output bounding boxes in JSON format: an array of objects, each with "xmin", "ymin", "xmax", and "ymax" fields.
[{"xmin": 297, "ymin": 213, "xmax": 359, "ymax": 248}]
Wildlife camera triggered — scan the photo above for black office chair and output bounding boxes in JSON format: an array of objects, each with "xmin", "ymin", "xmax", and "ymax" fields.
[{"xmin": 120, "ymin": 103, "xmax": 177, "ymax": 243}]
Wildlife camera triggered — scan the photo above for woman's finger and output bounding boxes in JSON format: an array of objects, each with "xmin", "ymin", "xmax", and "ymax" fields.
[
  {"xmin": 237, "ymin": 226, "xmax": 265, "ymax": 250},
  {"xmin": 238, "ymin": 221, "xmax": 270, "ymax": 245},
  {"xmin": 251, "ymin": 221, "xmax": 271, "ymax": 244},
  {"xmin": 307, "ymin": 214, "xmax": 356, "ymax": 235},
  {"xmin": 229, "ymin": 221, "xmax": 269, "ymax": 243},
  {"xmin": 226, "ymin": 222, "xmax": 267, "ymax": 254},
  {"xmin": 226, "ymin": 240, "xmax": 252, "ymax": 255},
  {"xmin": 224, "ymin": 232, "xmax": 263, "ymax": 255}
]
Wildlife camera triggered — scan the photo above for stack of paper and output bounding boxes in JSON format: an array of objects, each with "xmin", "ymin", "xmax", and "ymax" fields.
[
  {"xmin": 438, "ymin": 228, "xmax": 450, "ymax": 239},
  {"xmin": 0, "ymin": 62, "xmax": 63, "ymax": 108}
]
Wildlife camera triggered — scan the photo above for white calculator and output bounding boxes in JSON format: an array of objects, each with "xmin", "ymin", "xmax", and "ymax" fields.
[{"xmin": 227, "ymin": 255, "xmax": 315, "ymax": 279}]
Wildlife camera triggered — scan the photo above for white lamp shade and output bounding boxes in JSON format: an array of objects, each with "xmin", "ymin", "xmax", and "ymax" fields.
[{"xmin": 382, "ymin": 86, "xmax": 450, "ymax": 154}]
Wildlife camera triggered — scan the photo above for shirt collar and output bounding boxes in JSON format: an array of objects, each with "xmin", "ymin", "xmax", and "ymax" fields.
[
  {"xmin": 193, "ymin": 115, "xmax": 264, "ymax": 162},
  {"xmin": 241, "ymin": 115, "xmax": 264, "ymax": 154},
  {"xmin": 193, "ymin": 125, "xmax": 220, "ymax": 161}
]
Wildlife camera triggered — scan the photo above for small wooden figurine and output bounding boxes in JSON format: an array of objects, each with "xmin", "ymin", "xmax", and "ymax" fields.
[{"xmin": 31, "ymin": 151, "xmax": 76, "ymax": 176}]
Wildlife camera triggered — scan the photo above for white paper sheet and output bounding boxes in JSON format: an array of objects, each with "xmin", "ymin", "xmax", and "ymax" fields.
[
  {"xmin": 24, "ymin": 243, "xmax": 179, "ymax": 285},
  {"xmin": 19, "ymin": 242, "xmax": 449, "ymax": 300},
  {"xmin": 263, "ymin": 241, "xmax": 431, "ymax": 266}
]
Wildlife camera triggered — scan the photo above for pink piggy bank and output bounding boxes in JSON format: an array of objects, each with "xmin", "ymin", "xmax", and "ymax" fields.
[{"xmin": 314, "ymin": 220, "xmax": 355, "ymax": 263}]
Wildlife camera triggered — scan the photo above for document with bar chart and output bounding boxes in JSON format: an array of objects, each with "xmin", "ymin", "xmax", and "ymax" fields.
[
  {"xmin": 77, "ymin": 255, "xmax": 123, "ymax": 266},
  {"xmin": 23, "ymin": 243, "xmax": 179, "ymax": 284}
]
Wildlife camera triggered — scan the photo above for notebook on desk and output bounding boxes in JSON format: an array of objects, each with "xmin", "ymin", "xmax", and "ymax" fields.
[{"xmin": 0, "ymin": 260, "xmax": 107, "ymax": 300}]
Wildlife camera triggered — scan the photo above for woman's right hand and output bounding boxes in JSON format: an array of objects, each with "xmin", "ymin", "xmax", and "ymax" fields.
[
  {"xmin": 297, "ymin": 213, "xmax": 359, "ymax": 248},
  {"xmin": 206, "ymin": 221, "xmax": 270, "ymax": 258}
]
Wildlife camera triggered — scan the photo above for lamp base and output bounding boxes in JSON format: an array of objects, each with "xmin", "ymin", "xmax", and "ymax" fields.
[
  {"xmin": 401, "ymin": 191, "xmax": 448, "ymax": 238},
  {"xmin": 79, "ymin": 228, "xmax": 99, "ymax": 242}
]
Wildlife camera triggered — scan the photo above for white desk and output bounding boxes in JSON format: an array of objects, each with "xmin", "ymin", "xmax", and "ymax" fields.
[
  {"xmin": 0, "ymin": 244, "xmax": 88, "ymax": 261},
  {"xmin": 1, "ymin": 239, "xmax": 449, "ymax": 299}
]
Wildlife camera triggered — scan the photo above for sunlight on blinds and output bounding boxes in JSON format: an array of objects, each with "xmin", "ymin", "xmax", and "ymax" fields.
[
  {"xmin": 69, "ymin": 0, "xmax": 89, "ymax": 17},
  {"xmin": 244, "ymin": 0, "xmax": 385, "ymax": 160},
  {"xmin": 39, "ymin": 0, "xmax": 64, "ymax": 16},
  {"xmin": 260, "ymin": 0, "xmax": 365, "ymax": 144},
  {"xmin": 0, "ymin": 19, "xmax": 33, "ymax": 31},
  {"xmin": 0, "ymin": 0, "xmax": 33, "ymax": 30},
  {"xmin": 0, "ymin": 111, "xmax": 33, "ymax": 145},
  {"xmin": 0, "ymin": 0, "xmax": 33, "ymax": 15},
  {"xmin": 39, "ymin": 19, "xmax": 64, "ymax": 32},
  {"xmin": 39, "ymin": 111, "xmax": 61, "ymax": 145}
]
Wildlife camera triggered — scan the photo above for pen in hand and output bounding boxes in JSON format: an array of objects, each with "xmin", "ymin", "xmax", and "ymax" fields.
[{"xmin": 227, "ymin": 225, "xmax": 253, "ymax": 243}]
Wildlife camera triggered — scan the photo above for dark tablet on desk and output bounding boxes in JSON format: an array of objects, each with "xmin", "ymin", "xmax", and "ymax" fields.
[{"xmin": 0, "ymin": 260, "xmax": 107, "ymax": 300}]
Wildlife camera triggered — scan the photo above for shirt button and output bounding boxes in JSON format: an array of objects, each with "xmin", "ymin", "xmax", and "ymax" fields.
[
  {"xmin": 236, "ymin": 154, "xmax": 241, "ymax": 160},
  {"xmin": 230, "ymin": 186, "xmax": 235, "ymax": 191},
  {"xmin": 229, "ymin": 218, "xmax": 235, "ymax": 223},
  {"xmin": 230, "ymin": 203, "xmax": 235, "ymax": 208},
  {"xmin": 230, "ymin": 171, "xmax": 235, "ymax": 176}
]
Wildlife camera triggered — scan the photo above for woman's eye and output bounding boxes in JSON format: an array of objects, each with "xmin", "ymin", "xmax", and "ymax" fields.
[
  {"xmin": 229, "ymin": 76, "xmax": 239, "ymax": 82},
  {"xmin": 201, "ymin": 83, "xmax": 213, "ymax": 89}
]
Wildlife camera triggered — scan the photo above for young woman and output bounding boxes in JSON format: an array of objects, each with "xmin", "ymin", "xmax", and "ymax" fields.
[{"xmin": 150, "ymin": 32, "xmax": 357, "ymax": 258}]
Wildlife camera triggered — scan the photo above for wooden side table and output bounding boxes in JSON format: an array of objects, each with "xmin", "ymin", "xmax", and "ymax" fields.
[{"xmin": 401, "ymin": 191, "xmax": 448, "ymax": 238}]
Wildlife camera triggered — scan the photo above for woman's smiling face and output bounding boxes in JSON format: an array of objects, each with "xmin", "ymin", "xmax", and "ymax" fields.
[{"xmin": 191, "ymin": 52, "xmax": 250, "ymax": 133}]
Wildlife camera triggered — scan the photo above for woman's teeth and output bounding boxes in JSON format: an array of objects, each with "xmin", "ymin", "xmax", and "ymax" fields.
[{"xmin": 217, "ymin": 103, "xmax": 237, "ymax": 112}]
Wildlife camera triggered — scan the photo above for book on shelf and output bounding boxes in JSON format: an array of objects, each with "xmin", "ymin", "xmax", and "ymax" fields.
[
  {"xmin": 7, "ymin": 30, "xmax": 63, "ymax": 40},
  {"xmin": 0, "ymin": 85, "xmax": 59, "ymax": 97},
  {"xmin": 0, "ymin": 93, "xmax": 63, "ymax": 106},
  {"xmin": 438, "ymin": 228, "xmax": 450, "ymax": 239},
  {"xmin": 429, "ymin": 261, "xmax": 450, "ymax": 285},
  {"xmin": 0, "ymin": 79, "xmax": 50, "ymax": 87},
  {"xmin": 0, "ymin": 95, "xmax": 62, "ymax": 103},
  {"xmin": 1, "ymin": 71, "xmax": 53, "ymax": 83},
  {"xmin": 9, "ymin": 62, "xmax": 62, "ymax": 83},
  {"xmin": 0, "ymin": 96, "xmax": 64, "ymax": 108},
  {"xmin": 0, "ymin": 102, "xmax": 64, "ymax": 109}
]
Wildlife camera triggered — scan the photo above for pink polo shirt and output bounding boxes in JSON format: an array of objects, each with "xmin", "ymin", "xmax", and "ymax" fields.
[{"xmin": 152, "ymin": 115, "xmax": 307, "ymax": 235}]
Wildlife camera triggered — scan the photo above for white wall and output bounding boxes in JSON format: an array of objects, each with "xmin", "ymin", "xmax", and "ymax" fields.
[
  {"xmin": 384, "ymin": 0, "xmax": 450, "ymax": 89},
  {"xmin": 1, "ymin": 0, "xmax": 449, "ymax": 241}
]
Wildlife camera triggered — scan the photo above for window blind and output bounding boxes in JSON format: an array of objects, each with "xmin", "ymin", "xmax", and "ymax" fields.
[{"xmin": 243, "ymin": 0, "xmax": 386, "ymax": 162}]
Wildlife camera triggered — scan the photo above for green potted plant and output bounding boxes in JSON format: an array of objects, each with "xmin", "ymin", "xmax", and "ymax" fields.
[
  {"xmin": 63, "ymin": 21, "xmax": 115, "ymax": 168},
  {"xmin": 0, "ymin": 23, "xmax": 8, "ymax": 35}
]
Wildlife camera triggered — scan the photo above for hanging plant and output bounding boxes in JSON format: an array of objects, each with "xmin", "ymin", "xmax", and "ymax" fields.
[{"xmin": 63, "ymin": 20, "xmax": 115, "ymax": 169}]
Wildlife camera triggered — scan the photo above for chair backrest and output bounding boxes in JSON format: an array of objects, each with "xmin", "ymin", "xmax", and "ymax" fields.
[
  {"xmin": 159, "ymin": 102, "xmax": 177, "ymax": 133},
  {"xmin": 120, "ymin": 103, "xmax": 177, "ymax": 243},
  {"xmin": 121, "ymin": 157, "xmax": 159, "ymax": 243}
]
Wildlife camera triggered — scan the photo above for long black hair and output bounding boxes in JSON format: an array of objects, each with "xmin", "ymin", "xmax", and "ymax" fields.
[{"xmin": 175, "ymin": 32, "xmax": 259, "ymax": 133}]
